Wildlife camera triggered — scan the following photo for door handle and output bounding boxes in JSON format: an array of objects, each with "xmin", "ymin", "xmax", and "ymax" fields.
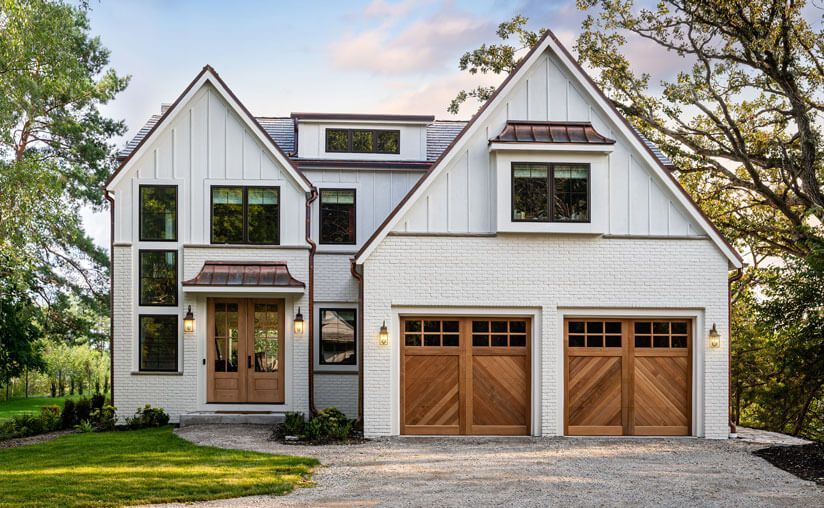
[{"xmin": 247, "ymin": 355, "xmax": 252, "ymax": 369}]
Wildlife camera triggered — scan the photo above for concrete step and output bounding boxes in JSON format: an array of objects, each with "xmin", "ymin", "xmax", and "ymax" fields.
[{"xmin": 179, "ymin": 412, "xmax": 286, "ymax": 427}]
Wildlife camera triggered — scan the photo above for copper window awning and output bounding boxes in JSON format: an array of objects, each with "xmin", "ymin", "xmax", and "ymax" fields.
[
  {"xmin": 182, "ymin": 261, "xmax": 305, "ymax": 292},
  {"xmin": 491, "ymin": 121, "xmax": 615, "ymax": 145}
]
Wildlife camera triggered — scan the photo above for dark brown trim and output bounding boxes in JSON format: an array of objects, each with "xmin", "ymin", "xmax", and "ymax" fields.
[
  {"xmin": 138, "ymin": 185, "xmax": 178, "ymax": 242},
  {"xmin": 107, "ymin": 65, "xmax": 313, "ymax": 190},
  {"xmin": 295, "ymin": 159, "xmax": 431, "ymax": 171},
  {"xmin": 138, "ymin": 249, "xmax": 179, "ymax": 307},
  {"xmin": 306, "ymin": 188, "xmax": 319, "ymax": 416},
  {"xmin": 319, "ymin": 188, "xmax": 357, "ymax": 245},
  {"xmin": 317, "ymin": 308, "xmax": 357, "ymax": 366},
  {"xmin": 209, "ymin": 185, "xmax": 281, "ymax": 245},
  {"xmin": 137, "ymin": 314, "xmax": 179, "ymax": 373},
  {"xmin": 511, "ymin": 162, "xmax": 591, "ymax": 223},
  {"xmin": 292, "ymin": 112, "xmax": 434, "ymax": 123},
  {"xmin": 350, "ymin": 259, "xmax": 364, "ymax": 425},
  {"xmin": 105, "ymin": 190, "xmax": 115, "ymax": 404}
]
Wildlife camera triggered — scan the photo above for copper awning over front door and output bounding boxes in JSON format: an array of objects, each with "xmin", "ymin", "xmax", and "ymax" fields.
[{"xmin": 183, "ymin": 261, "xmax": 305, "ymax": 292}]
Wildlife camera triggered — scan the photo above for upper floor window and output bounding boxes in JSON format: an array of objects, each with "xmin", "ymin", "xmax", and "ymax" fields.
[
  {"xmin": 140, "ymin": 185, "xmax": 177, "ymax": 241},
  {"xmin": 319, "ymin": 308, "xmax": 357, "ymax": 365},
  {"xmin": 211, "ymin": 186, "xmax": 279, "ymax": 244},
  {"xmin": 139, "ymin": 250, "xmax": 178, "ymax": 306},
  {"xmin": 320, "ymin": 189, "xmax": 356, "ymax": 245},
  {"xmin": 512, "ymin": 163, "xmax": 590, "ymax": 223},
  {"xmin": 325, "ymin": 129, "xmax": 400, "ymax": 154}
]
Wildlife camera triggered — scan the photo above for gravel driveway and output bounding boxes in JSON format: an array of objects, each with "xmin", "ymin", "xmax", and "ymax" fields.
[{"xmin": 161, "ymin": 425, "xmax": 822, "ymax": 507}]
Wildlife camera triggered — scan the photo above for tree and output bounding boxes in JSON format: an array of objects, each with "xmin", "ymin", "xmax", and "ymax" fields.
[
  {"xmin": 575, "ymin": 0, "xmax": 823, "ymax": 262},
  {"xmin": 0, "ymin": 279, "xmax": 44, "ymax": 398},
  {"xmin": 0, "ymin": 0, "xmax": 129, "ymax": 308}
]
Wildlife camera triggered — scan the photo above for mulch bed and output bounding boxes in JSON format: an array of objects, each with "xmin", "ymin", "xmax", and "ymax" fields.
[
  {"xmin": 0, "ymin": 430, "xmax": 73, "ymax": 449},
  {"xmin": 754, "ymin": 442, "xmax": 824, "ymax": 485}
]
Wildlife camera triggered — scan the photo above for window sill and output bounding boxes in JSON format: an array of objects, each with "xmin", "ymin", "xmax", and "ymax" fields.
[{"xmin": 131, "ymin": 371, "xmax": 184, "ymax": 376}]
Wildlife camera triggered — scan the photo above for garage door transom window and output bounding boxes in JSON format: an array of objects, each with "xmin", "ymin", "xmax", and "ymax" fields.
[
  {"xmin": 472, "ymin": 319, "xmax": 528, "ymax": 347},
  {"xmin": 403, "ymin": 319, "xmax": 460, "ymax": 347},
  {"xmin": 567, "ymin": 320, "xmax": 622, "ymax": 348}
]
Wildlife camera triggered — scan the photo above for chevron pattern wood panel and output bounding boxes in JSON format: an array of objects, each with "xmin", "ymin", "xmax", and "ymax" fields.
[
  {"xmin": 567, "ymin": 356, "xmax": 623, "ymax": 434},
  {"xmin": 472, "ymin": 355, "xmax": 528, "ymax": 428},
  {"xmin": 403, "ymin": 355, "xmax": 460, "ymax": 431},
  {"xmin": 633, "ymin": 356, "xmax": 689, "ymax": 435}
]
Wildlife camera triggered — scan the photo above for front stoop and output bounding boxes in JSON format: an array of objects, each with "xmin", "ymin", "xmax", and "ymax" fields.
[{"xmin": 178, "ymin": 412, "xmax": 286, "ymax": 427}]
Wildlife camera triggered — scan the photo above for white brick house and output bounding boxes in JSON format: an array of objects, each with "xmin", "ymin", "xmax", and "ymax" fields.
[{"xmin": 107, "ymin": 31, "xmax": 742, "ymax": 438}]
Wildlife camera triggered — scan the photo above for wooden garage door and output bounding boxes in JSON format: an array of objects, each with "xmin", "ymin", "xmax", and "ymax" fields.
[
  {"xmin": 401, "ymin": 317, "xmax": 530, "ymax": 435},
  {"xmin": 564, "ymin": 318, "xmax": 691, "ymax": 436}
]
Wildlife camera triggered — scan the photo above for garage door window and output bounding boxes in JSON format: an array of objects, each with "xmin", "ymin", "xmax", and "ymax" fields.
[
  {"xmin": 634, "ymin": 320, "xmax": 689, "ymax": 349},
  {"xmin": 567, "ymin": 320, "xmax": 622, "ymax": 348},
  {"xmin": 472, "ymin": 319, "xmax": 528, "ymax": 348},
  {"xmin": 404, "ymin": 319, "xmax": 460, "ymax": 347}
]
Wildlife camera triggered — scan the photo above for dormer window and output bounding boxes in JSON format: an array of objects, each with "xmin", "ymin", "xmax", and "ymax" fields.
[
  {"xmin": 512, "ymin": 163, "xmax": 590, "ymax": 223},
  {"xmin": 325, "ymin": 128, "xmax": 400, "ymax": 154}
]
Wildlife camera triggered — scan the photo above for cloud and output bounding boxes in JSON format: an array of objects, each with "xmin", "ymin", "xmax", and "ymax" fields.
[
  {"xmin": 375, "ymin": 71, "xmax": 505, "ymax": 117},
  {"xmin": 363, "ymin": 0, "xmax": 422, "ymax": 19},
  {"xmin": 330, "ymin": 2, "xmax": 495, "ymax": 75}
]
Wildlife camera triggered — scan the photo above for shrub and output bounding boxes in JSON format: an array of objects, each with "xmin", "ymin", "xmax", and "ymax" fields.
[
  {"xmin": 126, "ymin": 405, "xmax": 169, "ymax": 429},
  {"xmin": 92, "ymin": 405, "xmax": 117, "ymax": 431},
  {"xmin": 291, "ymin": 407, "xmax": 355, "ymax": 443},
  {"xmin": 0, "ymin": 411, "xmax": 61, "ymax": 441},
  {"xmin": 75, "ymin": 420, "xmax": 94, "ymax": 433},
  {"xmin": 278, "ymin": 412, "xmax": 305, "ymax": 437},
  {"xmin": 60, "ymin": 400, "xmax": 77, "ymax": 429},
  {"xmin": 91, "ymin": 394, "xmax": 106, "ymax": 412},
  {"xmin": 39, "ymin": 406, "xmax": 61, "ymax": 430},
  {"xmin": 75, "ymin": 398, "xmax": 92, "ymax": 424}
]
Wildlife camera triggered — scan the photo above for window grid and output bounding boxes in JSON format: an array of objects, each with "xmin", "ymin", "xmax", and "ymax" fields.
[
  {"xmin": 633, "ymin": 320, "xmax": 689, "ymax": 349},
  {"xmin": 210, "ymin": 186, "xmax": 280, "ymax": 245},
  {"xmin": 511, "ymin": 162, "xmax": 590, "ymax": 223},
  {"xmin": 325, "ymin": 128, "xmax": 400, "ymax": 154},
  {"xmin": 567, "ymin": 319, "xmax": 623, "ymax": 349},
  {"xmin": 471, "ymin": 319, "xmax": 528, "ymax": 348},
  {"xmin": 403, "ymin": 319, "xmax": 460, "ymax": 347}
]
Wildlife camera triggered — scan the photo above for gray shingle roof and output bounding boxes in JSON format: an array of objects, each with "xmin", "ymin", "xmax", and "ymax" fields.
[{"xmin": 117, "ymin": 113, "xmax": 672, "ymax": 168}]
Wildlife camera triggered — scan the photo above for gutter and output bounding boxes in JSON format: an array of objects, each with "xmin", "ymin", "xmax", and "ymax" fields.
[
  {"xmin": 305, "ymin": 188, "xmax": 319, "ymax": 416},
  {"xmin": 728, "ymin": 267, "xmax": 744, "ymax": 437},
  {"xmin": 104, "ymin": 190, "xmax": 115, "ymax": 406},
  {"xmin": 350, "ymin": 259, "xmax": 364, "ymax": 425}
]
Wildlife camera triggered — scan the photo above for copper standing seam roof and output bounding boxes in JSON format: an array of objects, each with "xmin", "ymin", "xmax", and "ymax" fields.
[
  {"xmin": 491, "ymin": 121, "xmax": 616, "ymax": 145},
  {"xmin": 182, "ymin": 261, "xmax": 305, "ymax": 288}
]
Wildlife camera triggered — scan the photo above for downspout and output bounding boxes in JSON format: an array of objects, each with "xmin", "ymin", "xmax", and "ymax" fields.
[
  {"xmin": 728, "ymin": 267, "xmax": 743, "ymax": 437},
  {"xmin": 305, "ymin": 188, "xmax": 319, "ymax": 416},
  {"xmin": 104, "ymin": 190, "xmax": 115, "ymax": 405},
  {"xmin": 350, "ymin": 259, "xmax": 364, "ymax": 425}
]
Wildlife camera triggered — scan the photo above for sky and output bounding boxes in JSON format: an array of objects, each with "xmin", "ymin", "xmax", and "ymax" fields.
[{"xmin": 79, "ymin": 0, "xmax": 677, "ymax": 249}]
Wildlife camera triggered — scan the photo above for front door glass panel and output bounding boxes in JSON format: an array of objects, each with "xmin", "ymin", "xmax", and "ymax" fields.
[
  {"xmin": 214, "ymin": 302, "xmax": 239, "ymax": 372},
  {"xmin": 253, "ymin": 303, "xmax": 279, "ymax": 372}
]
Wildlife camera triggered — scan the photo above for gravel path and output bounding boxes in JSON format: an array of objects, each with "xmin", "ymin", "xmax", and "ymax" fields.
[{"xmin": 159, "ymin": 425, "xmax": 823, "ymax": 507}]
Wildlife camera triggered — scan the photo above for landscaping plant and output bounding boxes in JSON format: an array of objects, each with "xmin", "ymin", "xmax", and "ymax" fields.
[
  {"xmin": 126, "ymin": 405, "xmax": 170, "ymax": 429},
  {"xmin": 274, "ymin": 407, "xmax": 356, "ymax": 444}
]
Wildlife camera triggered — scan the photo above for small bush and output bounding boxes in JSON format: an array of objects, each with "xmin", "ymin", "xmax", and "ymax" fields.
[
  {"xmin": 278, "ymin": 412, "xmax": 305, "ymax": 437},
  {"xmin": 0, "ymin": 411, "xmax": 61, "ymax": 441},
  {"xmin": 91, "ymin": 394, "xmax": 106, "ymax": 412},
  {"xmin": 75, "ymin": 398, "xmax": 92, "ymax": 424},
  {"xmin": 75, "ymin": 420, "xmax": 94, "ymax": 433},
  {"xmin": 277, "ymin": 407, "xmax": 355, "ymax": 444},
  {"xmin": 39, "ymin": 406, "xmax": 61, "ymax": 430},
  {"xmin": 92, "ymin": 405, "xmax": 117, "ymax": 431},
  {"xmin": 126, "ymin": 405, "xmax": 169, "ymax": 429},
  {"xmin": 60, "ymin": 400, "xmax": 77, "ymax": 429}
]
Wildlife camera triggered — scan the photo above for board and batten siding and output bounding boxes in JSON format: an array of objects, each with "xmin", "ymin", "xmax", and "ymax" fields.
[
  {"xmin": 393, "ymin": 50, "xmax": 701, "ymax": 237},
  {"xmin": 111, "ymin": 83, "xmax": 306, "ymax": 246}
]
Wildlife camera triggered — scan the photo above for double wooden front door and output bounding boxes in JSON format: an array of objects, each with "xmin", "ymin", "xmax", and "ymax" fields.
[
  {"xmin": 207, "ymin": 298, "xmax": 285, "ymax": 404},
  {"xmin": 564, "ymin": 318, "xmax": 691, "ymax": 436},
  {"xmin": 400, "ymin": 317, "xmax": 531, "ymax": 435}
]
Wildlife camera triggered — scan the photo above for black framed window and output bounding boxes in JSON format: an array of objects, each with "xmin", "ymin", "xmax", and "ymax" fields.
[
  {"xmin": 139, "ymin": 315, "xmax": 178, "ymax": 372},
  {"xmin": 139, "ymin": 185, "xmax": 177, "ymax": 241},
  {"xmin": 512, "ymin": 163, "xmax": 590, "ymax": 222},
  {"xmin": 320, "ymin": 189, "xmax": 356, "ymax": 244},
  {"xmin": 210, "ymin": 186, "xmax": 279, "ymax": 244},
  {"xmin": 324, "ymin": 129, "xmax": 400, "ymax": 154},
  {"xmin": 139, "ymin": 250, "xmax": 178, "ymax": 306},
  {"xmin": 319, "ymin": 308, "xmax": 356, "ymax": 365}
]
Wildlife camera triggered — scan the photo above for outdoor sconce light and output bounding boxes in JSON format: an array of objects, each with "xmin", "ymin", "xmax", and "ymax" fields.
[
  {"xmin": 379, "ymin": 320, "xmax": 389, "ymax": 346},
  {"xmin": 294, "ymin": 307, "xmax": 305, "ymax": 335},
  {"xmin": 708, "ymin": 323, "xmax": 721, "ymax": 349},
  {"xmin": 183, "ymin": 305, "xmax": 195, "ymax": 334}
]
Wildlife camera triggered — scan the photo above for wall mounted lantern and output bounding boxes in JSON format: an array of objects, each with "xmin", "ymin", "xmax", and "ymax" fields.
[
  {"xmin": 183, "ymin": 305, "xmax": 195, "ymax": 334},
  {"xmin": 379, "ymin": 320, "xmax": 389, "ymax": 346},
  {"xmin": 294, "ymin": 307, "xmax": 305, "ymax": 335},
  {"xmin": 708, "ymin": 323, "xmax": 721, "ymax": 349}
]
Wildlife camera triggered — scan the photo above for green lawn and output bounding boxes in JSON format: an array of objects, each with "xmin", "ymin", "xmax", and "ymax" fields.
[
  {"xmin": 0, "ymin": 396, "xmax": 79, "ymax": 421},
  {"xmin": 0, "ymin": 426, "xmax": 318, "ymax": 508}
]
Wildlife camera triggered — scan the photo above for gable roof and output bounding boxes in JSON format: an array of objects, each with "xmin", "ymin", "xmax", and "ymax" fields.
[
  {"xmin": 106, "ymin": 65, "xmax": 312, "ymax": 192},
  {"xmin": 354, "ymin": 30, "xmax": 742, "ymax": 268}
]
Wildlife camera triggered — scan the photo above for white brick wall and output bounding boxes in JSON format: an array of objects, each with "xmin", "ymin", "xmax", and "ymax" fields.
[
  {"xmin": 314, "ymin": 373, "xmax": 358, "ymax": 417},
  {"xmin": 113, "ymin": 245, "xmax": 310, "ymax": 422},
  {"xmin": 314, "ymin": 253, "xmax": 358, "ymax": 302},
  {"xmin": 362, "ymin": 235, "xmax": 731, "ymax": 439}
]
